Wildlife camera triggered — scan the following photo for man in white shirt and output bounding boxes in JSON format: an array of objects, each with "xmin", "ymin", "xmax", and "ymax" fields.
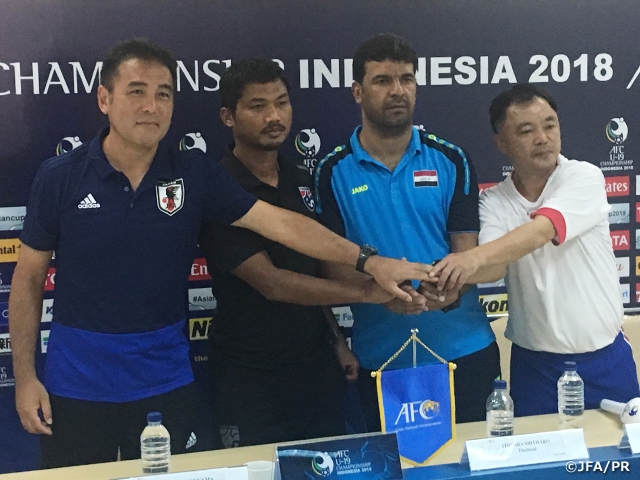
[{"xmin": 429, "ymin": 84, "xmax": 639, "ymax": 416}]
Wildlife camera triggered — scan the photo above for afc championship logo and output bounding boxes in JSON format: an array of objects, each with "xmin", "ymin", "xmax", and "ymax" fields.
[
  {"xmin": 179, "ymin": 132, "xmax": 207, "ymax": 153},
  {"xmin": 603, "ymin": 118, "xmax": 633, "ymax": 172},
  {"xmin": 56, "ymin": 136, "xmax": 83, "ymax": 155},
  {"xmin": 606, "ymin": 118, "xmax": 628, "ymax": 144},
  {"xmin": 311, "ymin": 452, "xmax": 334, "ymax": 477},
  {"xmin": 295, "ymin": 128, "xmax": 321, "ymax": 175}
]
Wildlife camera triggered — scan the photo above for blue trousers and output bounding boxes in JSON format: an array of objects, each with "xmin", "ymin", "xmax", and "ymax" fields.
[{"xmin": 510, "ymin": 332, "xmax": 640, "ymax": 417}]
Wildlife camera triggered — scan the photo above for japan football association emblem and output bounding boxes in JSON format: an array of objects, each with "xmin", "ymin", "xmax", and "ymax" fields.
[
  {"xmin": 298, "ymin": 186, "xmax": 315, "ymax": 211},
  {"xmin": 156, "ymin": 178, "xmax": 185, "ymax": 216}
]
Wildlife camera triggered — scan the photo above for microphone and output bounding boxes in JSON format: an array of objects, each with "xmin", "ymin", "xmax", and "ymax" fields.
[{"xmin": 600, "ymin": 398, "xmax": 640, "ymax": 424}]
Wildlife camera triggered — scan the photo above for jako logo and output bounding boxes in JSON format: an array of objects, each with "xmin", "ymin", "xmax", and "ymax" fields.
[
  {"xmin": 179, "ymin": 132, "xmax": 207, "ymax": 153},
  {"xmin": 606, "ymin": 118, "xmax": 628, "ymax": 144},
  {"xmin": 604, "ymin": 176, "xmax": 629, "ymax": 197},
  {"xmin": 56, "ymin": 136, "xmax": 82, "ymax": 155},
  {"xmin": 351, "ymin": 184, "xmax": 368, "ymax": 195},
  {"xmin": 311, "ymin": 452, "xmax": 334, "ymax": 477},
  {"xmin": 395, "ymin": 399, "xmax": 440, "ymax": 425}
]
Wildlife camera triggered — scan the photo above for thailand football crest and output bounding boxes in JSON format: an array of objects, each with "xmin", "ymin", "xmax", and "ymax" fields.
[
  {"xmin": 298, "ymin": 186, "xmax": 316, "ymax": 211},
  {"xmin": 156, "ymin": 179, "xmax": 185, "ymax": 216}
]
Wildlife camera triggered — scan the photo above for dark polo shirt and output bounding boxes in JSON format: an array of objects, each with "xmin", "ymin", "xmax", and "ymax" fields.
[
  {"xmin": 200, "ymin": 149, "xmax": 330, "ymax": 367},
  {"xmin": 20, "ymin": 129, "xmax": 257, "ymax": 401}
]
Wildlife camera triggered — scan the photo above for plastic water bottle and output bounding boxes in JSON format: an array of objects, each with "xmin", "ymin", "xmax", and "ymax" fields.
[
  {"xmin": 140, "ymin": 412, "xmax": 171, "ymax": 474},
  {"xmin": 486, "ymin": 379, "xmax": 514, "ymax": 437},
  {"xmin": 558, "ymin": 361, "xmax": 584, "ymax": 429}
]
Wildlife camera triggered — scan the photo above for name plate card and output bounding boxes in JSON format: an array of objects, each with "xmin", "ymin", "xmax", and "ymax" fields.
[
  {"xmin": 619, "ymin": 423, "xmax": 640, "ymax": 453},
  {"xmin": 276, "ymin": 433, "xmax": 403, "ymax": 480},
  {"xmin": 117, "ymin": 465, "xmax": 249, "ymax": 480},
  {"xmin": 460, "ymin": 429, "xmax": 588, "ymax": 471}
]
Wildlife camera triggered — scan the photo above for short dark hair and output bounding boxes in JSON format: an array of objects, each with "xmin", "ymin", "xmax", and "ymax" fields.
[
  {"xmin": 352, "ymin": 34, "xmax": 418, "ymax": 84},
  {"xmin": 100, "ymin": 38, "xmax": 177, "ymax": 91},
  {"xmin": 489, "ymin": 84, "xmax": 558, "ymax": 133},
  {"xmin": 220, "ymin": 58, "xmax": 291, "ymax": 112}
]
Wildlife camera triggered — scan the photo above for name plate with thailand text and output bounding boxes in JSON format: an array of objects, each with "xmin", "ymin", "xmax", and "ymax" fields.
[
  {"xmin": 619, "ymin": 423, "xmax": 640, "ymax": 453},
  {"xmin": 117, "ymin": 465, "xmax": 249, "ymax": 480},
  {"xmin": 460, "ymin": 429, "xmax": 588, "ymax": 471}
]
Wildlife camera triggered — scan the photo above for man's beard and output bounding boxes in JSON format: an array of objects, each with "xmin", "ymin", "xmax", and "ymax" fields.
[{"xmin": 364, "ymin": 104, "xmax": 414, "ymax": 137}]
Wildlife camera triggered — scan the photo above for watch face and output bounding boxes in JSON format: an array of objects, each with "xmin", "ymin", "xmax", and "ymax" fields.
[
  {"xmin": 356, "ymin": 244, "xmax": 378, "ymax": 272},
  {"xmin": 362, "ymin": 244, "xmax": 378, "ymax": 255}
]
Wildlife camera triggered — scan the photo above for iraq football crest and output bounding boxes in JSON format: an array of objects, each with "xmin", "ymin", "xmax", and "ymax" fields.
[
  {"xmin": 298, "ymin": 186, "xmax": 315, "ymax": 211},
  {"xmin": 156, "ymin": 179, "xmax": 185, "ymax": 216}
]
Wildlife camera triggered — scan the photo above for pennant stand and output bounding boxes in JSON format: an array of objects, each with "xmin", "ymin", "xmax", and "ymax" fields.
[{"xmin": 372, "ymin": 329, "xmax": 457, "ymax": 466}]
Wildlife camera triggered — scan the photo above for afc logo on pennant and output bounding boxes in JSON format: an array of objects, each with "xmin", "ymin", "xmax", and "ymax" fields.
[
  {"xmin": 156, "ymin": 179, "xmax": 185, "ymax": 216},
  {"xmin": 394, "ymin": 399, "xmax": 440, "ymax": 425},
  {"xmin": 298, "ymin": 186, "xmax": 315, "ymax": 211}
]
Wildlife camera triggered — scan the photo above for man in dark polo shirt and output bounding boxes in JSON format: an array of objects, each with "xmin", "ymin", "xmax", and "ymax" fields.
[
  {"xmin": 199, "ymin": 59, "xmax": 396, "ymax": 447},
  {"xmin": 9, "ymin": 41, "xmax": 432, "ymax": 468}
]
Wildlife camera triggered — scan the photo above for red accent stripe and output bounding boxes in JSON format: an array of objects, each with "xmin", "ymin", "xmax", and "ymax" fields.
[
  {"xmin": 413, "ymin": 170, "xmax": 436, "ymax": 176},
  {"xmin": 532, "ymin": 207, "xmax": 566, "ymax": 245}
]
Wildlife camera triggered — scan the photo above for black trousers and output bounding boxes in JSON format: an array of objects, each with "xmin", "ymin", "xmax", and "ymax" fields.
[
  {"xmin": 356, "ymin": 341, "xmax": 501, "ymax": 431},
  {"xmin": 41, "ymin": 383, "xmax": 199, "ymax": 469},
  {"xmin": 211, "ymin": 349, "xmax": 347, "ymax": 447}
]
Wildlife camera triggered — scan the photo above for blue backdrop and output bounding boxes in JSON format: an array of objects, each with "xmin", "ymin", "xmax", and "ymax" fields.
[{"xmin": 1, "ymin": 0, "xmax": 639, "ymax": 472}]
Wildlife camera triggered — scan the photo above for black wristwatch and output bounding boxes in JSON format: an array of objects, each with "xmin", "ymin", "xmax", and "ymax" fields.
[{"xmin": 356, "ymin": 244, "xmax": 378, "ymax": 272}]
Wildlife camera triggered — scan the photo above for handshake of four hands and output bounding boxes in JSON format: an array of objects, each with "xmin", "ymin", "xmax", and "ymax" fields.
[{"xmin": 366, "ymin": 250, "xmax": 480, "ymax": 315}]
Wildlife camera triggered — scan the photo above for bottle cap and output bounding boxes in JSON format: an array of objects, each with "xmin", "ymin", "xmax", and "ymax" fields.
[
  {"xmin": 493, "ymin": 379, "xmax": 507, "ymax": 389},
  {"xmin": 564, "ymin": 361, "xmax": 577, "ymax": 371},
  {"xmin": 147, "ymin": 411, "xmax": 162, "ymax": 424}
]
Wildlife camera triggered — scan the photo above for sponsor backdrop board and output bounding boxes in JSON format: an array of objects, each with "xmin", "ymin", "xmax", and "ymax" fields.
[{"xmin": 1, "ymin": 0, "xmax": 640, "ymax": 472}]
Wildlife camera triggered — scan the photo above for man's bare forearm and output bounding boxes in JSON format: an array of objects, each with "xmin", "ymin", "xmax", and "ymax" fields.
[
  {"xmin": 235, "ymin": 201, "xmax": 433, "ymax": 301},
  {"xmin": 432, "ymin": 216, "xmax": 556, "ymax": 291},
  {"xmin": 234, "ymin": 200, "xmax": 360, "ymax": 267},
  {"xmin": 473, "ymin": 216, "xmax": 556, "ymax": 273},
  {"xmin": 255, "ymin": 270, "xmax": 383, "ymax": 305},
  {"xmin": 466, "ymin": 265, "xmax": 507, "ymax": 285},
  {"xmin": 232, "ymin": 252, "xmax": 392, "ymax": 306}
]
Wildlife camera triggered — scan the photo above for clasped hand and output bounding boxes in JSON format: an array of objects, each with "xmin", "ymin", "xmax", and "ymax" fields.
[{"xmin": 384, "ymin": 277, "xmax": 460, "ymax": 314}]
